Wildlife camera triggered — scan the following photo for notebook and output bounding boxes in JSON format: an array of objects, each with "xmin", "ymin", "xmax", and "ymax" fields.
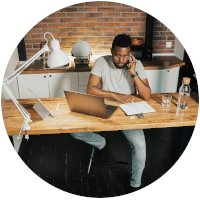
[
  {"xmin": 119, "ymin": 101, "xmax": 156, "ymax": 116},
  {"xmin": 64, "ymin": 90, "xmax": 118, "ymax": 119}
]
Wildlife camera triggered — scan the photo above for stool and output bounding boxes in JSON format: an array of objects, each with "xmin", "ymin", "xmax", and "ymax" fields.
[{"xmin": 87, "ymin": 147, "xmax": 131, "ymax": 174}]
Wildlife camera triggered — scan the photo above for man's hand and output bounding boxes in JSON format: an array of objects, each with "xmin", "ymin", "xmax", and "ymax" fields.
[
  {"xmin": 87, "ymin": 74, "xmax": 134, "ymax": 103},
  {"xmin": 127, "ymin": 54, "xmax": 137, "ymax": 75},
  {"xmin": 112, "ymin": 93, "xmax": 134, "ymax": 104}
]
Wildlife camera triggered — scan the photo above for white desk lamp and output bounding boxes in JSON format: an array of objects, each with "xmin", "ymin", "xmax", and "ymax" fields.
[{"xmin": 3, "ymin": 32, "xmax": 69, "ymax": 140}]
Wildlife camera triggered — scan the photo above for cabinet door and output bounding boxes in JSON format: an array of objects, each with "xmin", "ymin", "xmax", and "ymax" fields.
[
  {"xmin": 163, "ymin": 67, "xmax": 180, "ymax": 93},
  {"xmin": 78, "ymin": 72, "xmax": 90, "ymax": 93},
  {"xmin": 17, "ymin": 74, "xmax": 49, "ymax": 99},
  {"xmin": 48, "ymin": 72, "xmax": 79, "ymax": 97},
  {"xmin": 145, "ymin": 69, "xmax": 165, "ymax": 93},
  {"xmin": 79, "ymin": 85, "xmax": 87, "ymax": 94},
  {"xmin": 78, "ymin": 72, "xmax": 90, "ymax": 86}
]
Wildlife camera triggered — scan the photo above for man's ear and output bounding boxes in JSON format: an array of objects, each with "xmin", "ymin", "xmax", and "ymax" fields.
[{"xmin": 111, "ymin": 48, "xmax": 113, "ymax": 54}]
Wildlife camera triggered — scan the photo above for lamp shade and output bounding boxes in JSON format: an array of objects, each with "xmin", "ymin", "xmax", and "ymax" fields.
[{"xmin": 47, "ymin": 39, "xmax": 69, "ymax": 68}]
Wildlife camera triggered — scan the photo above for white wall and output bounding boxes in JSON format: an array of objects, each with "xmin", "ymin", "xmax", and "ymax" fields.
[
  {"xmin": 1, "ymin": 47, "xmax": 23, "ymax": 153},
  {"xmin": 1, "ymin": 47, "xmax": 20, "ymax": 99},
  {"xmin": 175, "ymin": 37, "xmax": 185, "ymax": 60}
]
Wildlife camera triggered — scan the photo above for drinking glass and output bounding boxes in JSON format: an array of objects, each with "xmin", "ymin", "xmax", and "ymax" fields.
[{"xmin": 162, "ymin": 94, "xmax": 172, "ymax": 107}]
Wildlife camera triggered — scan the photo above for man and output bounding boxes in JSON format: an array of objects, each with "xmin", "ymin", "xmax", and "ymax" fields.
[{"xmin": 70, "ymin": 34, "xmax": 151, "ymax": 191}]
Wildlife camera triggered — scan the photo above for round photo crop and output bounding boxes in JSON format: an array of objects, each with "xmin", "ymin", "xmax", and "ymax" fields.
[{"xmin": 1, "ymin": 0, "xmax": 199, "ymax": 199}]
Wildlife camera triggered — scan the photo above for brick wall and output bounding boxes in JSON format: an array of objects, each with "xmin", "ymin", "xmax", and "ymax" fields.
[
  {"xmin": 153, "ymin": 19, "xmax": 175, "ymax": 54},
  {"xmin": 24, "ymin": 1, "xmax": 175, "ymax": 58}
]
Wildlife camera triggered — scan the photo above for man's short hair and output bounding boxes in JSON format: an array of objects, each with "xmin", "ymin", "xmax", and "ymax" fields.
[{"xmin": 112, "ymin": 34, "xmax": 132, "ymax": 49}]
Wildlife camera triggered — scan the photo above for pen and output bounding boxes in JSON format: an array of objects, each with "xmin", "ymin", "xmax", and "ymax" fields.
[{"xmin": 56, "ymin": 103, "xmax": 59, "ymax": 111}]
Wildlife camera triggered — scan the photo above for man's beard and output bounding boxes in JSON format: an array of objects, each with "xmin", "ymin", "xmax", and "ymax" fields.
[{"xmin": 114, "ymin": 61, "xmax": 128, "ymax": 69}]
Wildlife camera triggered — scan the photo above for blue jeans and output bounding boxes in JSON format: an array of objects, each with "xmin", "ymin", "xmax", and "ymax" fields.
[{"xmin": 70, "ymin": 129, "xmax": 146, "ymax": 188}]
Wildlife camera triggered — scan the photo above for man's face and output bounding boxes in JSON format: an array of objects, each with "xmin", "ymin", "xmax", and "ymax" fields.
[{"xmin": 111, "ymin": 46, "xmax": 131, "ymax": 68}]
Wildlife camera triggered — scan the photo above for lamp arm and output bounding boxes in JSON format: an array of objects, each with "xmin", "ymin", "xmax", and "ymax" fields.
[
  {"xmin": 3, "ymin": 31, "xmax": 67, "ymax": 139},
  {"xmin": 3, "ymin": 84, "xmax": 32, "ymax": 138},
  {"xmin": 3, "ymin": 85, "xmax": 30, "ymax": 118},
  {"xmin": 4, "ymin": 44, "xmax": 50, "ymax": 85},
  {"xmin": 2, "ymin": 43, "xmax": 50, "ymax": 139}
]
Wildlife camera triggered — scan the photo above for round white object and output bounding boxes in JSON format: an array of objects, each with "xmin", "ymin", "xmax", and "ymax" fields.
[{"xmin": 72, "ymin": 41, "xmax": 91, "ymax": 58}]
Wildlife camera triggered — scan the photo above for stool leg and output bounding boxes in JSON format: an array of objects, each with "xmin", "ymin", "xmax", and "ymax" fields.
[{"xmin": 87, "ymin": 147, "xmax": 95, "ymax": 174}]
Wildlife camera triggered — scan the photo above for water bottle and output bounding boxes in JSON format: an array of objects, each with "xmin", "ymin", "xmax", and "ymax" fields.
[{"xmin": 177, "ymin": 77, "xmax": 191, "ymax": 109}]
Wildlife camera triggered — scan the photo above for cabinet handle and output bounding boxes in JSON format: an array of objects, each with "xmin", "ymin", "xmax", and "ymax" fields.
[
  {"xmin": 44, "ymin": 76, "xmax": 46, "ymax": 78},
  {"xmin": 49, "ymin": 75, "xmax": 52, "ymax": 77},
  {"xmin": 167, "ymin": 70, "xmax": 170, "ymax": 72}
]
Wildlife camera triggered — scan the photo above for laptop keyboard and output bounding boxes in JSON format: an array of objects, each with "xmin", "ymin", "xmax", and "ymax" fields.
[
  {"xmin": 106, "ymin": 109, "xmax": 113, "ymax": 115},
  {"xmin": 105, "ymin": 104, "xmax": 118, "ymax": 118}
]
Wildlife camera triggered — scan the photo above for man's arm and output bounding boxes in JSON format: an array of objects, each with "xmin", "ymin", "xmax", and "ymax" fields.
[
  {"xmin": 132, "ymin": 77, "xmax": 151, "ymax": 101},
  {"xmin": 128, "ymin": 55, "xmax": 151, "ymax": 101},
  {"xmin": 87, "ymin": 74, "xmax": 134, "ymax": 104}
]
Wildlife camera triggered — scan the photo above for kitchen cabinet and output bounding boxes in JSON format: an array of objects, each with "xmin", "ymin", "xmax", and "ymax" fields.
[
  {"xmin": 16, "ymin": 56, "xmax": 184, "ymax": 98},
  {"xmin": 17, "ymin": 67, "xmax": 180, "ymax": 99},
  {"xmin": 48, "ymin": 72, "xmax": 78, "ymax": 97},
  {"xmin": 18, "ymin": 72, "xmax": 79, "ymax": 99},
  {"xmin": 163, "ymin": 67, "xmax": 180, "ymax": 93},
  {"xmin": 77, "ymin": 68, "xmax": 180, "ymax": 94},
  {"xmin": 146, "ymin": 69, "xmax": 165, "ymax": 94},
  {"xmin": 78, "ymin": 72, "xmax": 90, "ymax": 93},
  {"xmin": 78, "ymin": 86, "xmax": 87, "ymax": 94},
  {"xmin": 17, "ymin": 74, "xmax": 49, "ymax": 98},
  {"xmin": 145, "ymin": 67, "xmax": 180, "ymax": 93}
]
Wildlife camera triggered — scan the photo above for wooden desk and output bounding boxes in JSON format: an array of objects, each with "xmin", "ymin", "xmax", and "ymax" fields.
[{"xmin": 2, "ymin": 93, "xmax": 198, "ymax": 136}]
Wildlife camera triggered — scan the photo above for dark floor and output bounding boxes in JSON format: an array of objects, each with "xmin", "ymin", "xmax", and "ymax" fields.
[{"xmin": 17, "ymin": 126, "xmax": 189, "ymax": 197}]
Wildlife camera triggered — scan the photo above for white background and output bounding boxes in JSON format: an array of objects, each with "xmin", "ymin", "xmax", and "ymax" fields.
[{"xmin": 0, "ymin": 0, "xmax": 199, "ymax": 199}]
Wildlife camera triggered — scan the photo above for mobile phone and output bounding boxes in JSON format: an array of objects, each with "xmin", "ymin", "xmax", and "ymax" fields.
[{"xmin": 129, "ymin": 53, "xmax": 132, "ymax": 61}]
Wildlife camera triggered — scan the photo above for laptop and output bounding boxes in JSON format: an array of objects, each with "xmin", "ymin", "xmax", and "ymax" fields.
[{"xmin": 64, "ymin": 90, "xmax": 118, "ymax": 119}]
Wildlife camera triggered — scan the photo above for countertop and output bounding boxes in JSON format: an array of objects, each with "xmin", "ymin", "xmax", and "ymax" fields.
[{"xmin": 19, "ymin": 56, "xmax": 185, "ymax": 74}]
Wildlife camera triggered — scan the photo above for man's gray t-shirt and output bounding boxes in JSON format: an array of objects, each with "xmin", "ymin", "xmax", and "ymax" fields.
[{"xmin": 90, "ymin": 55, "xmax": 147, "ymax": 95}]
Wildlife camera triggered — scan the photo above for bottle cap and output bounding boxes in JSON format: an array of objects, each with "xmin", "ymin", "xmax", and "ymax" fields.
[{"xmin": 183, "ymin": 77, "xmax": 191, "ymax": 85}]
